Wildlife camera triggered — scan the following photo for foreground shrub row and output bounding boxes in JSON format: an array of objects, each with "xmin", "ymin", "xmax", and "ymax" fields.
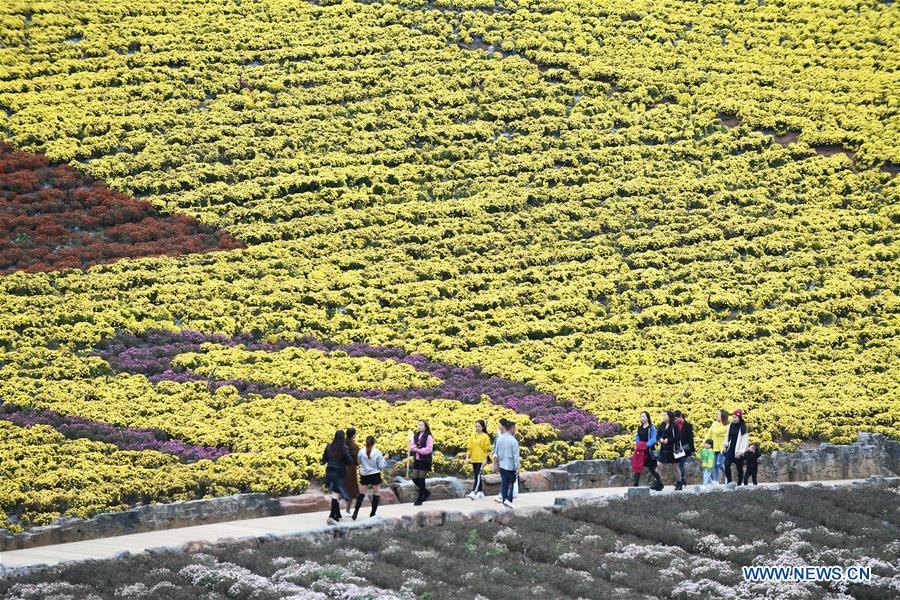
[{"xmin": 1, "ymin": 484, "xmax": 897, "ymax": 599}]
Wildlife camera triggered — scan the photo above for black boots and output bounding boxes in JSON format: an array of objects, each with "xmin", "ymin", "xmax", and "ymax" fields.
[
  {"xmin": 352, "ymin": 494, "xmax": 365, "ymax": 520},
  {"xmin": 327, "ymin": 498, "xmax": 341, "ymax": 524},
  {"xmin": 413, "ymin": 479, "xmax": 429, "ymax": 506},
  {"xmin": 413, "ymin": 479, "xmax": 423, "ymax": 505},
  {"xmin": 349, "ymin": 494, "xmax": 382, "ymax": 519},
  {"xmin": 675, "ymin": 480, "xmax": 684, "ymax": 491},
  {"xmin": 636, "ymin": 472, "xmax": 665, "ymax": 490}
]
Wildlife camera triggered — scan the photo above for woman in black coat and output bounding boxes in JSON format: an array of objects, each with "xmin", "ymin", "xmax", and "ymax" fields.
[
  {"xmin": 723, "ymin": 409, "xmax": 750, "ymax": 485},
  {"xmin": 322, "ymin": 429, "xmax": 353, "ymax": 525},
  {"xmin": 657, "ymin": 410, "xmax": 684, "ymax": 490}
]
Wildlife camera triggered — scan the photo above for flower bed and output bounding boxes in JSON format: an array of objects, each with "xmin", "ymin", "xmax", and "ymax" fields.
[
  {"xmin": 97, "ymin": 329, "xmax": 613, "ymax": 441},
  {"xmin": 0, "ymin": 402, "xmax": 228, "ymax": 462},
  {"xmin": 0, "ymin": 143, "xmax": 242, "ymax": 274},
  {"xmin": 0, "ymin": 0, "xmax": 896, "ymax": 532}
]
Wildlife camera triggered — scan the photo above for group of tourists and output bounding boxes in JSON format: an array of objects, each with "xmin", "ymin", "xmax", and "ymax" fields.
[
  {"xmin": 322, "ymin": 417, "xmax": 522, "ymax": 525},
  {"xmin": 632, "ymin": 408, "xmax": 761, "ymax": 490},
  {"xmin": 322, "ymin": 426, "xmax": 389, "ymax": 525},
  {"xmin": 322, "ymin": 407, "xmax": 758, "ymax": 525}
]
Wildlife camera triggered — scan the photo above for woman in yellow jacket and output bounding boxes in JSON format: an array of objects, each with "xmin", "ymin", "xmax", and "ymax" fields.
[
  {"xmin": 705, "ymin": 409, "xmax": 729, "ymax": 484},
  {"xmin": 465, "ymin": 419, "xmax": 493, "ymax": 499}
]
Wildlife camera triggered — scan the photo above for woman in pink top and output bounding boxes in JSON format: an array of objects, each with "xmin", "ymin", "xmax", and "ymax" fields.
[{"xmin": 409, "ymin": 419, "xmax": 434, "ymax": 505}]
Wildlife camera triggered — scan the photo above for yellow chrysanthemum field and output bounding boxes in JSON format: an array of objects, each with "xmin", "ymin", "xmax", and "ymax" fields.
[{"xmin": 0, "ymin": 0, "xmax": 896, "ymax": 530}]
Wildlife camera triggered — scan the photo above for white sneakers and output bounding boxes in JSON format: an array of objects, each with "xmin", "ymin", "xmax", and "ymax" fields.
[
  {"xmin": 327, "ymin": 517, "xmax": 339, "ymax": 525},
  {"xmin": 475, "ymin": 491, "xmax": 485, "ymax": 499},
  {"xmin": 468, "ymin": 491, "xmax": 487, "ymax": 500},
  {"xmin": 467, "ymin": 491, "xmax": 476, "ymax": 500},
  {"xmin": 495, "ymin": 497, "xmax": 515, "ymax": 509},
  {"xmin": 493, "ymin": 495, "xmax": 503, "ymax": 503}
]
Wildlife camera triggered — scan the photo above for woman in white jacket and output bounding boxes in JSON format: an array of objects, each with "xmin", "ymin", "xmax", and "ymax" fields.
[
  {"xmin": 722, "ymin": 409, "xmax": 750, "ymax": 485},
  {"xmin": 352, "ymin": 435, "xmax": 386, "ymax": 520}
]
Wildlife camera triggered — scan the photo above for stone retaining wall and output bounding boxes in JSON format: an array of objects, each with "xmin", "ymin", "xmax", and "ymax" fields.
[
  {"xmin": 562, "ymin": 432, "xmax": 899, "ymax": 489},
  {"xmin": 3, "ymin": 431, "xmax": 897, "ymax": 551},
  {"xmin": 1, "ymin": 493, "xmax": 281, "ymax": 552}
]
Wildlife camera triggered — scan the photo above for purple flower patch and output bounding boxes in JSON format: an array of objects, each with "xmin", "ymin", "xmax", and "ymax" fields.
[
  {"xmin": 0, "ymin": 402, "xmax": 229, "ymax": 463},
  {"xmin": 94, "ymin": 330, "xmax": 617, "ymax": 441}
]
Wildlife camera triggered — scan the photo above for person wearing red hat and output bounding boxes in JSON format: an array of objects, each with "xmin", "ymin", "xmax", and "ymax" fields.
[{"xmin": 722, "ymin": 409, "xmax": 749, "ymax": 484}]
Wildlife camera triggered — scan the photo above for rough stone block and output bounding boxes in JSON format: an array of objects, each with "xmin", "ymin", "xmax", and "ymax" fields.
[
  {"xmin": 518, "ymin": 469, "xmax": 571, "ymax": 492},
  {"xmin": 414, "ymin": 510, "xmax": 446, "ymax": 528},
  {"xmin": 511, "ymin": 506, "xmax": 550, "ymax": 519},
  {"xmin": 626, "ymin": 487, "xmax": 650, "ymax": 498},
  {"xmin": 391, "ymin": 477, "xmax": 466, "ymax": 503},
  {"xmin": 468, "ymin": 508, "xmax": 501, "ymax": 522},
  {"xmin": 480, "ymin": 472, "xmax": 501, "ymax": 495},
  {"xmin": 279, "ymin": 493, "xmax": 331, "ymax": 514},
  {"xmin": 182, "ymin": 540, "xmax": 214, "ymax": 553},
  {"xmin": 443, "ymin": 510, "xmax": 466, "ymax": 524}
]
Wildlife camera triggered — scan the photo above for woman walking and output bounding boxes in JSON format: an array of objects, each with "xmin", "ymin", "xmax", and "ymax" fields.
[
  {"xmin": 353, "ymin": 435, "xmax": 386, "ymax": 519},
  {"xmin": 723, "ymin": 409, "xmax": 749, "ymax": 485},
  {"xmin": 705, "ymin": 409, "xmax": 729, "ymax": 484},
  {"xmin": 674, "ymin": 411, "xmax": 695, "ymax": 486},
  {"xmin": 344, "ymin": 428, "xmax": 360, "ymax": 516},
  {"xmin": 633, "ymin": 411, "xmax": 663, "ymax": 490},
  {"xmin": 466, "ymin": 419, "xmax": 492, "ymax": 499},
  {"xmin": 409, "ymin": 419, "xmax": 434, "ymax": 506},
  {"xmin": 657, "ymin": 410, "xmax": 685, "ymax": 490},
  {"xmin": 322, "ymin": 430, "xmax": 353, "ymax": 525}
]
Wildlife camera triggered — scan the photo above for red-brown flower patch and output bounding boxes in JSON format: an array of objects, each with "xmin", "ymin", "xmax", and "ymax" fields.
[{"xmin": 0, "ymin": 142, "xmax": 243, "ymax": 274}]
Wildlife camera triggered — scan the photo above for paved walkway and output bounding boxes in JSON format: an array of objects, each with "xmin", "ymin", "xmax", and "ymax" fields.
[{"xmin": 0, "ymin": 479, "xmax": 868, "ymax": 573}]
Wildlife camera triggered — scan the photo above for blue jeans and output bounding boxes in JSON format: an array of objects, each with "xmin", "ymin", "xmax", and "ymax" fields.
[
  {"xmin": 500, "ymin": 468, "xmax": 516, "ymax": 503},
  {"xmin": 703, "ymin": 469, "xmax": 714, "ymax": 485},
  {"xmin": 713, "ymin": 452, "xmax": 725, "ymax": 482}
]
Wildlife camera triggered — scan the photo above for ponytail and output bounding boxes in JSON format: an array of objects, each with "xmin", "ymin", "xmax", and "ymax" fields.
[{"xmin": 365, "ymin": 435, "xmax": 375, "ymax": 458}]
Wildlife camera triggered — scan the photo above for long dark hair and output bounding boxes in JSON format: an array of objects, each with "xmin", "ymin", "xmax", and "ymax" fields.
[
  {"xmin": 475, "ymin": 419, "xmax": 487, "ymax": 435},
  {"xmin": 639, "ymin": 411, "xmax": 652, "ymax": 428},
  {"xmin": 346, "ymin": 427, "xmax": 357, "ymax": 443},
  {"xmin": 661, "ymin": 410, "xmax": 676, "ymax": 432},
  {"xmin": 365, "ymin": 434, "xmax": 375, "ymax": 458},
  {"xmin": 416, "ymin": 419, "xmax": 432, "ymax": 445},
  {"xmin": 328, "ymin": 429, "xmax": 346, "ymax": 460}
]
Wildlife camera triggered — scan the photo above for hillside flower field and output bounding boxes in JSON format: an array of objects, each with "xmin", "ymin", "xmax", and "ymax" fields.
[{"xmin": 0, "ymin": 0, "xmax": 897, "ymax": 529}]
